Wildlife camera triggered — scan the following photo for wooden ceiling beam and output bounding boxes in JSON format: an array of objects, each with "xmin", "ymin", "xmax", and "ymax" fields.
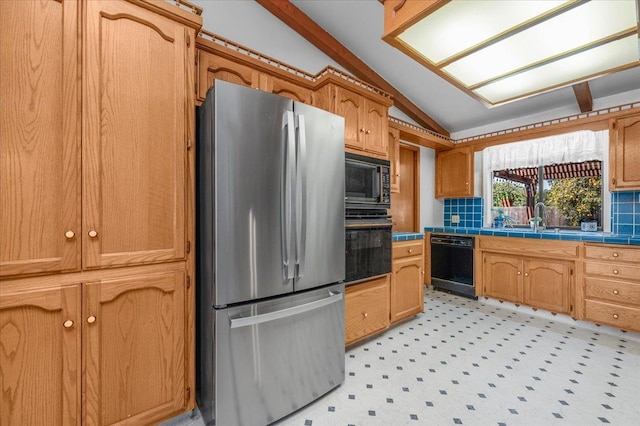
[
  {"xmin": 572, "ymin": 81, "xmax": 593, "ymax": 113},
  {"xmin": 255, "ymin": 0, "xmax": 449, "ymax": 136}
]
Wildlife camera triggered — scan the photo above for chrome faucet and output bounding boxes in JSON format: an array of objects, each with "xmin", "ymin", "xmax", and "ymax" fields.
[{"xmin": 533, "ymin": 202, "xmax": 546, "ymax": 232}]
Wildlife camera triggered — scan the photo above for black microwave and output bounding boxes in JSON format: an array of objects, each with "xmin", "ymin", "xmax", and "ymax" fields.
[{"xmin": 345, "ymin": 152, "xmax": 390, "ymax": 209}]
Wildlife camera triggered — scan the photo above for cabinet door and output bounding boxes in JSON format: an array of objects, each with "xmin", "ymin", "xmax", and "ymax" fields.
[
  {"xmin": 335, "ymin": 87, "xmax": 364, "ymax": 150},
  {"xmin": 345, "ymin": 276, "xmax": 390, "ymax": 345},
  {"xmin": 197, "ymin": 51, "xmax": 259, "ymax": 101},
  {"xmin": 84, "ymin": 270, "xmax": 186, "ymax": 425},
  {"xmin": 610, "ymin": 114, "xmax": 640, "ymax": 190},
  {"xmin": 483, "ymin": 253, "xmax": 522, "ymax": 302},
  {"xmin": 389, "ymin": 127, "xmax": 401, "ymax": 192},
  {"xmin": 260, "ymin": 74, "xmax": 312, "ymax": 104},
  {"xmin": 363, "ymin": 99, "xmax": 388, "ymax": 157},
  {"xmin": 435, "ymin": 146, "xmax": 474, "ymax": 198},
  {"xmin": 0, "ymin": 283, "xmax": 81, "ymax": 425},
  {"xmin": 524, "ymin": 259, "xmax": 571, "ymax": 314},
  {"xmin": 0, "ymin": 0, "xmax": 80, "ymax": 277},
  {"xmin": 391, "ymin": 257, "xmax": 423, "ymax": 323},
  {"xmin": 84, "ymin": 1, "xmax": 186, "ymax": 269}
]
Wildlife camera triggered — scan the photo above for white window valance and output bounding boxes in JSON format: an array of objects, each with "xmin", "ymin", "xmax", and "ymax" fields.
[{"xmin": 483, "ymin": 130, "xmax": 608, "ymax": 171}]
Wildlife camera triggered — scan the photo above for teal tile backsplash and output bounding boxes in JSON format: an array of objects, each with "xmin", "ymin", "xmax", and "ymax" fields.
[
  {"xmin": 611, "ymin": 191, "xmax": 640, "ymax": 235},
  {"xmin": 444, "ymin": 198, "xmax": 483, "ymax": 228}
]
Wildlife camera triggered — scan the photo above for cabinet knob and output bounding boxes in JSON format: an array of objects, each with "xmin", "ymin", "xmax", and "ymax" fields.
[
  {"xmin": 612, "ymin": 252, "xmax": 619, "ymax": 258},
  {"xmin": 88, "ymin": 230, "xmax": 98, "ymax": 238},
  {"xmin": 613, "ymin": 269, "xmax": 619, "ymax": 275},
  {"xmin": 63, "ymin": 320, "xmax": 74, "ymax": 328},
  {"xmin": 517, "ymin": 271, "xmax": 521, "ymax": 275},
  {"xmin": 87, "ymin": 315, "xmax": 97, "ymax": 324},
  {"xmin": 363, "ymin": 312, "xmax": 368, "ymax": 318},
  {"xmin": 525, "ymin": 272, "xmax": 529, "ymax": 277},
  {"xmin": 613, "ymin": 290, "xmax": 619, "ymax": 295},
  {"xmin": 65, "ymin": 230, "xmax": 75, "ymax": 239},
  {"xmin": 360, "ymin": 128, "xmax": 365, "ymax": 133},
  {"xmin": 408, "ymin": 249, "xmax": 412, "ymax": 254},
  {"xmin": 613, "ymin": 314, "xmax": 619, "ymax": 319},
  {"xmin": 366, "ymin": 129, "xmax": 371, "ymax": 134}
]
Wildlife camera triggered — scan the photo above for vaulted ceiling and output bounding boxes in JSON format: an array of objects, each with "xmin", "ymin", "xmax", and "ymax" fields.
[{"xmin": 194, "ymin": 0, "xmax": 640, "ymax": 139}]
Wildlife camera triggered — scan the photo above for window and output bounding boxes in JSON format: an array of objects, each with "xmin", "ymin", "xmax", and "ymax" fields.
[
  {"xmin": 482, "ymin": 130, "xmax": 609, "ymax": 231},
  {"xmin": 492, "ymin": 160, "xmax": 603, "ymax": 229}
]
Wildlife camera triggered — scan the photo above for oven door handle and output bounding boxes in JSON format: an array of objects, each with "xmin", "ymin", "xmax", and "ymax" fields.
[{"xmin": 345, "ymin": 223, "xmax": 393, "ymax": 229}]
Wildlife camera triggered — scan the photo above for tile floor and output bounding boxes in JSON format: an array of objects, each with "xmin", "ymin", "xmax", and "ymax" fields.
[{"xmin": 163, "ymin": 287, "xmax": 640, "ymax": 426}]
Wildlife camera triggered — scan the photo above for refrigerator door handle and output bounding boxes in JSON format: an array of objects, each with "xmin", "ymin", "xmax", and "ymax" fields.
[
  {"xmin": 282, "ymin": 111, "xmax": 296, "ymax": 280},
  {"xmin": 295, "ymin": 113, "xmax": 307, "ymax": 278},
  {"xmin": 229, "ymin": 291, "xmax": 343, "ymax": 329}
]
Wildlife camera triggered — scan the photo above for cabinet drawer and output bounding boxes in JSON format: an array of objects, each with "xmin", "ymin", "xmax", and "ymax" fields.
[
  {"xmin": 345, "ymin": 275, "xmax": 390, "ymax": 345},
  {"xmin": 585, "ymin": 277, "xmax": 640, "ymax": 307},
  {"xmin": 392, "ymin": 240, "xmax": 423, "ymax": 260},
  {"xmin": 585, "ymin": 244, "xmax": 640, "ymax": 263},
  {"xmin": 585, "ymin": 299, "xmax": 640, "ymax": 332},
  {"xmin": 584, "ymin": 262, "xmax": 640, "ymax": 282}
]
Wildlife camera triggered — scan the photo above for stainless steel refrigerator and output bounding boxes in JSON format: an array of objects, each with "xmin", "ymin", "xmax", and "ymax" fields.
[{"xmin": 196, "ymin": 81, "xmax": 346, "ymax": 426}]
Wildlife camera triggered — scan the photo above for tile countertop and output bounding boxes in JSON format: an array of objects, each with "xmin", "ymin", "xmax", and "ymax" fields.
[
  {"xmin": 424, "ymin": 226, "xmax": 640, "ymax": 246},
  {"xmin": 392, "ymin": 231, "xmax": 424, "ymax": 242}
]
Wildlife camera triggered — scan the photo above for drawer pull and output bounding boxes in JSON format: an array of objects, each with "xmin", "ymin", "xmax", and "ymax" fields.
[
  {"xmin": 613, "ymin": 290, "xmax": 619, "ymax": 295},
  {"xmin": 63, "ymin": 320, "xmax": 74, "ymax": 328},
  {"xmin": 613, "ymin": 269, "xmax": 619, "ymax": 275},
  {"xmin": 613, "ymin": 314, "xmax": 619, "ymax": 320},
  {"xmin": 408, "ymin": 249, "xmax": 412, "ymax": 254},
  {"xmin": 612, "ymin": 252, "xmax": 619, "ymax": 258},
  {"xmin": 363, "ymin": 312, "xmax": 368, "ymax": 318}
]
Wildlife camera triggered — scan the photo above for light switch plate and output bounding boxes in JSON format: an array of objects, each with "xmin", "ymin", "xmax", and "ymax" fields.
[{"xmin": 451, "ymin": 215, "xmax": 460, "ymax": 224}]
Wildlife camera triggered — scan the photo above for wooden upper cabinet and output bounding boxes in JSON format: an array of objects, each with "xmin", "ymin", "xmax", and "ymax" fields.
[
  {"xmin": 610, "ymin": 114, "xmax": 640, "ymax": 190},
  {"xmin": 435, "ymin": 145, "xmax": 474, "ymax": 198},
  {"xmin": 335, "ymin": 86, "xmax": 365, "ymax": 150},
  {"xmin": 197, "ymin": 50, "xmax": 259, "ymax": 101},
  {"xmin": 363, "ymin": 99, "xmax": 388, "ymax": 156},
  {"xmin": 389, "ymin": 127, "xmax": 401, "ymax": 192},
  {"xmin": 259, "ymin": 74, "xmax": 312, "ymax": 104},
  {"xmin": 0, "ymin": 282, "xmax": 81, "ymax": 425},
  {"xmin": 0, "ymin": 0, "xmax": 81, "ymax": 278},
  {"xmin": 83, "ymin": 0, "xmax": 187, "ymax": 269},
  {"xmin": 83, "ymin": 270, "xmax": 185, "ymax": 425}
]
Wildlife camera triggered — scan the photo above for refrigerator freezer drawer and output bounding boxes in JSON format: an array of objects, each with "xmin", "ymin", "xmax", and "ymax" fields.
[{"xmin": 206, "ymin": 284, "xmax": 345, "ymax": 426}]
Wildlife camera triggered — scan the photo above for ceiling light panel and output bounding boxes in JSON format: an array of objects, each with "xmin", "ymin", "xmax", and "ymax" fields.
[
  {"xmin": 475, "ymin": 35, "xmax": 639, "ymax": 104},
  {"xmin": 397, "ymin": 0, "xmax": 567, "ymax": 64},
  {"xmin": 442, "ymin": 1, "xmax": 637, "ymax": 88}
]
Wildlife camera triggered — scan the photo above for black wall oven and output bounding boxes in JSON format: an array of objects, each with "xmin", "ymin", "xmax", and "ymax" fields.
[
  {"xmin": 345, "ymin": 152, "xmax": 390, "ymax": 210},
  {"xmin": 345, "ymin": 210, "xmax": 392, "ymax": 283}
]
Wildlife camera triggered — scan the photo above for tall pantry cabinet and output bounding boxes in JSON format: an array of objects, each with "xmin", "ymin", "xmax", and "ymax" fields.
[{"xmin": 0, "ymin": 1, "xmax": 202, "ymax": 425}]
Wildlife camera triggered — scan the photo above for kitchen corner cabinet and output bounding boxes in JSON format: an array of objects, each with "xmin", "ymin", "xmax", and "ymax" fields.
[
  {"xmin": 609, "ymin": 113, "xmax": 640, "ymax": 190},
  {"xmin": 388, "ymin": 127, "xmax": 401, "ymax": 192},
  {"xmin": 390, "ymin": 240, "xmax": 424, "ymax": 324},
  {"xmin": 345, "ymin": 275, "xmax": 390, "ymax": 345},
  {"xmin": 435, "ymin": 145, "xmax": 474, "ymax": 198},
  {"xmin": 0, "ymin": 1, "xmax": 200, "ymax": 425}
]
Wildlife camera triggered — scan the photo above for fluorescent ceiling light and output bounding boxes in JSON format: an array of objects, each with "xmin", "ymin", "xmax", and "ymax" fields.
[{"xmin": 387, "ymin": 0, "xmax": 640, "ymax": 107}]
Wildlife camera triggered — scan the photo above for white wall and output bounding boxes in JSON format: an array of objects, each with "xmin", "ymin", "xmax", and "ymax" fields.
[{"xmin": 191, "ymin": 0, "xmax": 344, "ymax": 74}]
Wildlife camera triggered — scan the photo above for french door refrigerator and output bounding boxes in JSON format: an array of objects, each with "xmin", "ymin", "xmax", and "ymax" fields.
[{"xmin": 196, "ymin": 81, "xmax": 346, "ymax": 426}]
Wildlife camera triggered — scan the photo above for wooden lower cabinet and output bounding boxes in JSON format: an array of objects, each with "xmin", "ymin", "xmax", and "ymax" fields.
[
  {"xmin": 345, "ymin": 275, "xmax": 390, "ymax": 345},
  {"xmin": 0, "ymin": 267, "xmax": 187, "ymax": 426},
  {"xmin": 0, "ymin": 283, "xmax": 81, "ymax": 425},
  {"xmin": 390, "ymin": 240, "xmax": 424, "ymax": 324},
  {"xmin": 482, "ymin": 253, "xmax": 571, "ymax": 314},
  {"xmin": 84, "ymin": 270, "xmax": 185, "ymax": 425}
]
